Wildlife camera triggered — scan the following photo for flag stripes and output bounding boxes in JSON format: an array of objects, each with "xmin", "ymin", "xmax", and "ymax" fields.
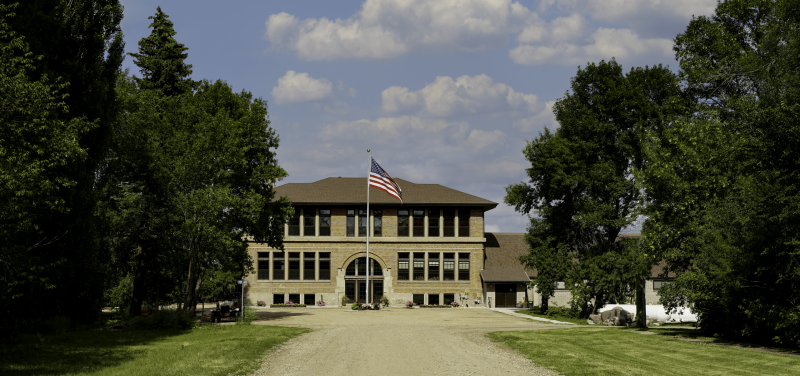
[{"xmin": 369, "ymin": 158, "xmax": 402, "ymax": 203}]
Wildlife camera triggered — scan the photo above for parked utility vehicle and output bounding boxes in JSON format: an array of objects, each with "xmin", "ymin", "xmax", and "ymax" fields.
[{"xmin": 210, "ymin": 300, "xmax": 240, "ymax": 323}]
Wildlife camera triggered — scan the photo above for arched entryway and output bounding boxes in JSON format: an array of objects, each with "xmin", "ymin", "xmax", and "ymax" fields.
[{"xmin": 344, "ymin": 257, "xmax": 384, "ymax": 303}]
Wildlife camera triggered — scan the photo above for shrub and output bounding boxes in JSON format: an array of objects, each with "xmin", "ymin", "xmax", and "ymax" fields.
[
  {"xmin": 379, "ymin": 296, "xmax": 390, "ymax": 306},
  {"xmin": 256, "ymin": 300, "xmax": 266, "ymax": 307},
  {"xmin": 236, "ymin": 305, "xmax": 257, "ymax": 325},
  {"xmin": 405, "ymin": 301, "xmax": 414, "ymax": 308},
  {"xmin": 546, "ymin": 304, "xmax": 580, "ymax": 319},
  {"xmin": 351, "ymin": 302, "xmax": 361, "ymax": 310},
  {"xmin": 341, "ymin": 296, "xmax": 350, "ymax": 305},
  {"xmin": 450, "ymin": 301, "xmax": 460, "ymax": 307},
  {"xmin": 136, "ymin": 309, "xmax": 195, "ymax": 330}
]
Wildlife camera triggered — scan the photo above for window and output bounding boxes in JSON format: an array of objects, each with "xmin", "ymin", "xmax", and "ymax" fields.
[
  {"xmin": 257, "ymin": 260, "xmax": 269, "ymax": 280},
  {"xmin": 428, "ymin": 293, "xmax": 440, "ymax": 305},
  {"xmin": 288, "ymin": 252, "xmax": 300, "ymax": 280},
  {"xmin": 458, "ymin": 208, "xmax": 470, "ymax": 237},
  {"xmin": 413, "ymin": 253, "xmax": 425, "ymax": 280},
  {"xmin": 345, "ymin": 257, "xmax": 383, "ymax": 277},
  {"xmin": 653, "ymin": 280, "xmax": 671, "ymax": 291},
  {"xmin": 428, "ymin": 209, "xmax": 440, "ymax": 237},
  {"xmin": 428, "ymin": 253, "xmax": 440, "ymax": 281},
  {"xmin": 303, "ymin": 252, "xmax": 315, "ymax": 280},
  {"xmin": 373, "ymin": 209, "xmax": 382, "ymax": 237},
  {"xmin": 443, "ymin": 293, "xmax": 455, "ymax": 305},
  {"xmin": 319, "ymin": 209, "xmax": 330, "ymax": 236},
  {"xmin": 358, "ymin": 209, "xmax": 368, "ymax": 236},
  {"xmin": 413, "ymin": 294, "xmax": 425, "ymax": 305},
  {"xmin": 273, "ymin": 252, "xmax": 284, "ymax": 280},
  {"xmin": 458, "ymin": 253, "xmax": 470, "ymax": 281},
  {"xmin": 554, "ymin": 281, "xmax": 567, "ymax": 290},
  {"xmin": 398, "ymin": 252, "xmax": 409, "ymax": 281},
  {"xmin": 412, "ymin": 209, "xmax": 425, "ymax": 237},
  {"xmin": 257, "ymin": 256, "xmax": 269, "ymax": 280},
  {"xmin": 303, "ymin": 207, "xmax": 315, "ymax": 236},
  {"xmin": 443, "ymin": 253, "xmax": 455, "ymax": 281},
  {"xmin": 443, "ymin": 209, "xmax": 455, "ymax": 237},
  {"xmin": 319, "ymin": 252, "xmax": 330, "ymax": 280},
  {"xmin": 304, "ymin": 294, "xmax": 315, "ymax": 306},
  {"xmin": 347, "ymin": 209, "xmax": 355, "ymax": 237},
  {"xmin": 288, "ymin": 210, "xmax": 300, "ymax": 236},
  {"xmin": 273, "ymin": 293, "xmax": 285, "ymax": 304},
  {"xmin": 257, "ymin": 252, "xmax": 269, "ymax": 280},
  {"xmin": 288, "ymin": 293, "xmax": 300, "ymax": 304},
  {"xmin": 398, "ymin": 209, "xmax": 409, "ymax": 237}
]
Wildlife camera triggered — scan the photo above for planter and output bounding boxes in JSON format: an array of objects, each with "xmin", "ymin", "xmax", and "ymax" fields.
[{"xmin": 270, "ymin": 304, "xmax": 307, "ymax": 308}]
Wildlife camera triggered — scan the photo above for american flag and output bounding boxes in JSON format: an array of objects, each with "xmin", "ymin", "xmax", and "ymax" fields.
[{"xmin": 369, "ymin": 158, "xmax": 402, "ymax": 203}]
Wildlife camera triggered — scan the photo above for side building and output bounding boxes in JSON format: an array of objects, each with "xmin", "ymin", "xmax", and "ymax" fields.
[{"xmin": 245, "ymin": 177, "xmax": 497, "ymax": 306}]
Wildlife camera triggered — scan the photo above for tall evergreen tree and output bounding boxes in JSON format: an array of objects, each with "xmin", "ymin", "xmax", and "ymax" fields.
[
  {"xmin": 102, "ymin": 8, "xmax": 292, "ymax": 317},
  {"xmin": 128, "ymin": 6, "xmax": 192, "ymax": 96}
]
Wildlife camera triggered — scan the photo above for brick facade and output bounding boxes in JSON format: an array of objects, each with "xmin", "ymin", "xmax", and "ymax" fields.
[{"xmin": 245, "ymin": 207, "xmax": 488, "ymax": 306}]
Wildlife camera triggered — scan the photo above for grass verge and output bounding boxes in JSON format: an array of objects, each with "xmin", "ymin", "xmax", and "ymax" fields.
[
  {"xmin": 489, "ymin": 327, "xmax": 800, "ymax": 376},
  {"xmin": 516, "ymin": 310, "xmax": 588, "ymax": 325},
  {"xmin": 0, "ymin": 324, "xmax": 309, "ymax": 376}
]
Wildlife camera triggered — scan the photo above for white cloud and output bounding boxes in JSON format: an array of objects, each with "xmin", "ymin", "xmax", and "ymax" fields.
[
  {"xmin": 265, "ymin": 0, "xmax": 533, "ymax": 60},
  {"xmin": 281, "ymin": 115, "xmax": 514, "ymax": 187},
  {"xmin": 513, "ymin": 101, "xmax": 558, "ymax": 133},
  {"xmin": 510, "ymin": 28, "xmax": 673, "ymax": 67},
  {"xmin": 382, "ymin": 74, "xmax": 540, "ymax": 117},
  {"xmin": 271, "ymin": 70, "xmax": 333, "ymax": 105},
  {"xmin": 466, "ymin": 129, "xmax": 506, "ymax": 153},
  {"xmin": 549, "ymin": 0, "xmax": 716, "ymax": 23},
  {"xmin": 337, "ymin": 81, "xmax": 358, "ymax": 97}
]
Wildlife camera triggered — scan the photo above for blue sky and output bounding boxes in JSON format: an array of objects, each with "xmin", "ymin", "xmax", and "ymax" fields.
[{"xmin": 118, "ymin": 0, "xmax": 717, "ymax": 233}]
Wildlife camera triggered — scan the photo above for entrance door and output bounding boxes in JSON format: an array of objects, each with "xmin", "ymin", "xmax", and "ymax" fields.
[
  {"xmin": 348, "ymin": 280, "xmax": 384, "ymax": 303},
  {"xmin": 495, "ymin": 283, "xmax": 517, "ymax": 308}
]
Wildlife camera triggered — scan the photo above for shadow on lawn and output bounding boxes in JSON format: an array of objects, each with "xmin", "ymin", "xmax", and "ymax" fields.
[
  {"xmin": 254, "ymin": 310, "xmax": 312, "ymax": 322},
  {"xmin": 628, "ymin": 327, "xmax": 800, "ymax": 357},
  {"xmin": 0, "ymin": 328, "xmax": 187, "ymax": 375}
]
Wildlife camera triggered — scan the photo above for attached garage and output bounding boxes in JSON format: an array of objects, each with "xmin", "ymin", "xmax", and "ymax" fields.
[
  {"xmin": 481, "ymin": 233, "xmax": 535, "ymax": 308},
  {"xmin": 480, "ymin": 269, "xmax": 530, "ymax": 308}
]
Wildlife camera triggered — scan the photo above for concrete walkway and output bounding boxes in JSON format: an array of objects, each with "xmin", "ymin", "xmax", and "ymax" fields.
[{"xmin": 491, "ymin": 308, "xmax": 576, "ymax": 325}]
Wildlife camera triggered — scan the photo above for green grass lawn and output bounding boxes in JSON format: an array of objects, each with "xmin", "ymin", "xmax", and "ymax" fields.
[
  {"xmin": 516, "ymin": 310, "xmax": 588, "ymax": 325},
  {"xmin": 489, "ymin": 327, "xmax": 800, "ymax": 376},
  {"xmin": 0, "ymin": 324, "xmax": 309, "ymax": 376}
]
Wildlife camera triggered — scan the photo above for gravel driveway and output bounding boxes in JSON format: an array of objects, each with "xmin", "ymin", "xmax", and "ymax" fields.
[{"xmin": 250, "ymin": 307, "xmax": 566, "ymax": 375}]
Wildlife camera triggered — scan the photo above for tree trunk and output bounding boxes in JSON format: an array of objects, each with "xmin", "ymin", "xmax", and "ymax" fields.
[
  {"xmin": 541, "ymin": 296, "xmax": 549, "ymax": 313},
  {"xmin": 128, "ymin": 245, "xmax": 148, "ymax": 317},
  {"xmin": 182, "ymin": 258, "xmax": 197, "ymax": 314},
  {"xmin": 189, "ymin": 266, "xmax": 205, "ymax": 317},
  {"xmin": 636, "ymin": 276, "xmax": 647, "ymax": 327}
]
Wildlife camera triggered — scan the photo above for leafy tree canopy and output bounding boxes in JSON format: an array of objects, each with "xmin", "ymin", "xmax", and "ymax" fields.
[{"xmin": 506, "ymin": 60, "xmax": 685, "ymax": 316}]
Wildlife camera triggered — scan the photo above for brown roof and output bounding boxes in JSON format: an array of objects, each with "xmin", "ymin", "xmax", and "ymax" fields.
[
  {"xmin": 275, "ymin": 177, "xmax": 497, "ymax": 209},
  {"xmin": 480, "ymin": 268, "xmax": 531, "ymax": 282},
  {"xmin": 484, "ymin": 232, "xmax": 672, "ymax": 279},
  {"xmin": 483, "ymin": 233, "xmax": 537, "ymax": 277}
]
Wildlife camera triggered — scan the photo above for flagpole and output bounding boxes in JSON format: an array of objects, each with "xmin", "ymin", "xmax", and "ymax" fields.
[{"xmin": 366, "ymin": 149, "xmax": 370, "ymax": 306}]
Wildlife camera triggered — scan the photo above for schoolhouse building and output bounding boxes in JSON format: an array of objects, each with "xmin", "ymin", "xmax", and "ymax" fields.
[{"xmin": 244, "ymin": 177, "xmax": 670, "ymax": 308}]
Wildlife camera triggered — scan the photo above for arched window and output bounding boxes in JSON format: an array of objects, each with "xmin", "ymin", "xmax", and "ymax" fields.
[{"xmin": 345, "ymin": 257, "xmax": 383, "ymax": 277}]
